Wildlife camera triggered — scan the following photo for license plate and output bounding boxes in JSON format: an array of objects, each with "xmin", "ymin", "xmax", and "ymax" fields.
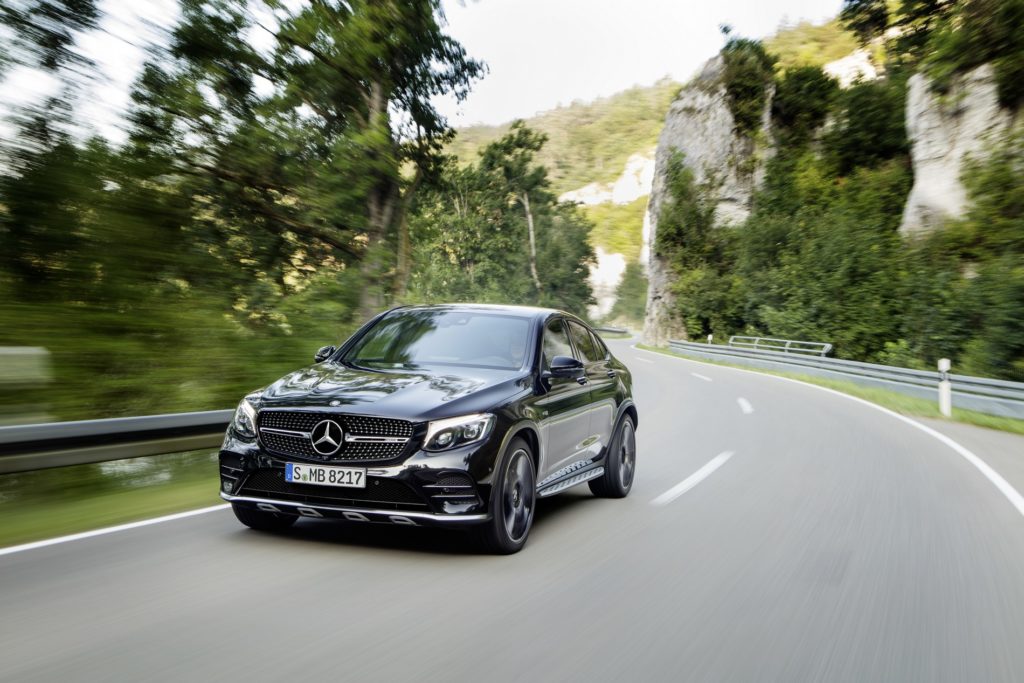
[{"xmin": 285, "ymin": 463, "xmax": 366, "ymax": 488}]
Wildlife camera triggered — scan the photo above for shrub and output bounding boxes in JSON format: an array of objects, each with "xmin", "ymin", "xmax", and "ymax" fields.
[
  {"xmin": 822, "ymin": 79, "xmax": 909, "ymax": 174},
  {"xmin": 721, "ymin": 38, "xmax": 777, "ymax": 135},
  {"xmin": 771, "ymin": 66, "xmax": 839, "ymax": 144}
]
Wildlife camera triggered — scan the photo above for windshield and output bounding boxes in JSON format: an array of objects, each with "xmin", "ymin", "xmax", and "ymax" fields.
[{"xmin": 343, "ymin": 310, "xmax": 533, "ymax": 371}]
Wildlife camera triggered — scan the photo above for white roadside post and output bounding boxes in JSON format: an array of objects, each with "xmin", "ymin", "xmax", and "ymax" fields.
[
  {"xmin": 707, "ymin": 334, "xmax": 713, "ymax": 344},
  {"xmin": 938, "ymin": 358, "xmax": 952, "ymax": 417}
]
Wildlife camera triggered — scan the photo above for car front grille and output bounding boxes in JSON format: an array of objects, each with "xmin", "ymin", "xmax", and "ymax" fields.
[
  {"xmin": 257, "ymin": 410, "xmax": 415, "ymax": 463},
  {"xmin": 237, "ymin": 469, "xmax": 427, "ymax": 510}
]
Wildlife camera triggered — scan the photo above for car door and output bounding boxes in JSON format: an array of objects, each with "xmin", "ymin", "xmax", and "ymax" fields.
[
  {"xmin": 532, "ymin": 316, "xmax": 594, "ymax": 483},
  {"xmin": 566, "ymin": 320, "xmax": 617, "ymax": 458}
]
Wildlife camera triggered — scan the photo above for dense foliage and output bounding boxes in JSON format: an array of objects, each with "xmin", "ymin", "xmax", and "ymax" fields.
[
  {"xmin": 720, "ymin": 34, "xmax": 777, "ymax": 135},
  {"xmin": 607, "ymin": 262, "xmax": 648, "ymax": 326},
  {"xmin": 765, "ymin": 20, "xmax": 859, "ymax": 71},
  {"xmin": 584, "ymin": 198, "xmax": 647, "ymax": 264},
  {"xmin": 448, "ymin": 79, "xmax": 678, "ymax": 196},
  {"xmin": 408, "ymin": 122, "xmax": 595, "ymax": 313},
  {"xmin": 0, "ymin": 1, "xmax": 595, "ymax": 421},
  {"xmin": 841, "ymin": 0, "xmax": 1024, "ymax": 107}
]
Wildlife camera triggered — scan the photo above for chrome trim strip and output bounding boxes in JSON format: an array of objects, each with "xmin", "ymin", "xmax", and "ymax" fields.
[
  {"xmin": 259, "ymin": 427, "xmax": 310, "ymax": 437},
  {"xmin": 537, "ymin": 467, "xmax": 604, "ymax": 498},
  {"xmin": 258, "ymin": 428, "xmax": 409, "ymax": 443},
  {"xmin": 344, "ymin": 435, "xmax": 409, "ymax": 444},
  {"xmin": 221, "ymin": 493, "xmax": 489, "ymax": 523}
]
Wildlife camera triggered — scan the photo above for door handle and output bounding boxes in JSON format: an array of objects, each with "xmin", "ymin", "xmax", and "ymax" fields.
[{"xmin": 576, "ymin": 377, "xmax": 588, "ymax": 386}]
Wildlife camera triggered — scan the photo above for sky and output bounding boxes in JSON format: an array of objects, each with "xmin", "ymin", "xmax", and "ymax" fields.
[
  {"xmin": 438, "ymin": 0, "xmax": 843, "ymax": 126},
  {"xmin": 1, "ymin": 0, "xmax": 844, "ymax": 143}
]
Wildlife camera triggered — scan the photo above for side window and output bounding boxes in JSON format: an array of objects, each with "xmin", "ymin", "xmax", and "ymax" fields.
[
  {"xmin": 542, "ymin": 318, "xmax": 573, "ymax": 367},
  {"xmin": 589, "ymin": 330, "xmax": 610, "ymax": 360},
  {"xmin": 567, "ymin": 321, "xmax": 602, "ymax": 363}
]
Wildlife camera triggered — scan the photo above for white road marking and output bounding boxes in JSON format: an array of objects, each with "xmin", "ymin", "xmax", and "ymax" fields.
[
  {"xmin": 651, "ymin": 451, "xmax": 735, "ymax": 506},
  {"xmin": 737, "ymin": 397, "xmax": 754, "ymax": 414},
  {"xmin": 633, "ymin": 357, "xmax": 655, "ymax": 364},
  {"xmin": 633, "ymin": 344, "xmax": 1024, "ymax": 520},
  {"xmin": 0, "ymin": 504, "xmax": 230, "ymax": 557},
  {"xmin": 691, "ymin": 372, "xmax": 713, "ymax": 382}
]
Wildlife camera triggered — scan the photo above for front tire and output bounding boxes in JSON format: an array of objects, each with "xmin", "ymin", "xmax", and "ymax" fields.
[
  {"xmin": 232, "ymin": 503, "xmax": 298, "ymax": 532},
  {"xmin": 589, "ymin": 415, "xmax": 635, "ymax": 498},
  {"xmin": 472, "ymin": 437, "xmax": 536, "ymax": 554}
]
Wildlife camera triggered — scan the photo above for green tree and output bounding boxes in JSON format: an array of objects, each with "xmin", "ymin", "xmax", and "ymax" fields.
[
  {"xmin": 839, "ymin": 0, "xmax": 889, "ymax": 44},
  {"xmin": 131, "ymin": 0, "xmax": 484, "ymax": 320},
  {"xmin": 720, "ymin": 34, "xmax": 777, "ymax": 135},
  {"xmin": 409, "ymin": 124, "xmax": 594, "ymax": 316},
  {"xmin": 608, "ymin": 262, "xmax": 649, "ymax": 326},
  {"xmin": 771, "ymin": 66, "xmax": 838, "ymax": 145}
]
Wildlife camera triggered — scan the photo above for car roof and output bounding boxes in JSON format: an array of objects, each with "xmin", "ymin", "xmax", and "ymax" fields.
[{"xmin": 389, "ymin": 303, "xmax": 576, "ymax": 321}]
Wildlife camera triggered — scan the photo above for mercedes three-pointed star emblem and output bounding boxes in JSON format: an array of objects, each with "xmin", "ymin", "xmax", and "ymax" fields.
[{"xmin": 310, "ymin": 419, "xmax": 343, "ymax": 456}]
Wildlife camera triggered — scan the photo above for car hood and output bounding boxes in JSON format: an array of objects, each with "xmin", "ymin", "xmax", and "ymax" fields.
[{"xmin": 257, "ymin": 361, "xmax": 529, "ymax": 420}]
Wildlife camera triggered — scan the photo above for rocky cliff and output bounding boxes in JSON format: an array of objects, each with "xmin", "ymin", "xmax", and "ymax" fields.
[
  {"xmin": 644, "ymin": 49, "xmax": 1019, "ymax": 344},
  {"xmin": 900, "ymin": 64, "xmax": 1015, "ymax": 235},
  {"xmin": 642, "ymin": 57, "xmax": 770, "ymax": 345}
]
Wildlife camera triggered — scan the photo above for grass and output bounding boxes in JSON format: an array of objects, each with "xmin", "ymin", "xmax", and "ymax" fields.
[
  {"xmin": 638, "ymin": 344, "xmax": 1024, "ymax": 437},
  {"xmin": 0, "ymin": 450, "xmax": 222, "ymax": 549}
]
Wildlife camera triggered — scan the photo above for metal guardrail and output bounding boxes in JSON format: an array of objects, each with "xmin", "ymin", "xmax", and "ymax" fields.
[
  {"xmin": 4, "ymin": 335, "xmax": 1020, "ymax": 473},
  {"xmin": 728, "ymin": 336, "xmax": 832, "ymax": 357},
  {"xmin": 667, "ymin": 339, "xmax": 1024, "ymax": 420},
  {"xmin": 0, "ymin": 410, "xmax": 232, "ymax": 474},
  {"xmin": 593, "ymin": 326, "xmax": 629, "ymax": 335}
]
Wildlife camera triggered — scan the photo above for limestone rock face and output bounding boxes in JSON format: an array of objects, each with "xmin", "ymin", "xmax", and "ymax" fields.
[
  {"xmin": 901, "ymin": 64, "xmax": 1013, "ymax": 235},
  {"xmin": 559, "ymin": 152, "xmax": 655, "ymax": 206},
  {"xmin": 823, "ymin": 48, "xmax": 878, "ymax": 88},
  {"xmin": 588, "ymin": 247, "xmax": 627, "ymax": 319},
  {"xmin": 642, "ymin": 57, "xmax": 769, "ymax": 345}
]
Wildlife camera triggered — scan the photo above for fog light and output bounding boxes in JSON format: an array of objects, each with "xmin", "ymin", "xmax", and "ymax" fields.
[{"xmin": 222, "ymin": 480, "xmax": 234, "ymax": 493}]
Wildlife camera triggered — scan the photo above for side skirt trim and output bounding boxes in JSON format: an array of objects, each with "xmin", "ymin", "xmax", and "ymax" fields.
[{"xmin": 537, "ymin": 466, "xmax": 605, "ymax": 498}]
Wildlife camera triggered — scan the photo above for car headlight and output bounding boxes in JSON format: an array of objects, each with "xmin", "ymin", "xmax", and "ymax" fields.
[
  {"xmin": 231, "ymin": 392, "xmax": 260, "ymax": 439},
  {"xmin": 424, "ymin": 413, "xmax": 495, "ymax": 452}
]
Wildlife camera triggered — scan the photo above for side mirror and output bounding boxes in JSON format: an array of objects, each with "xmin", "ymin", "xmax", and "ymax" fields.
[
  {"xmin": 548, "ymin": 355, "xmax": 584, "ymax": 379},
  {"xmin": 314, "ymin": 345, "xmax": 337, "ymax": 363}
]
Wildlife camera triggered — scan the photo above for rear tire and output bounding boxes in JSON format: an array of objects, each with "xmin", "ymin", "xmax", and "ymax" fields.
[
  {"xmin": 589, "ymin": 415, "xmax": 635, "ymax": 498},
  {"xmin": 472, "ymin": 437, "xmax": 536, "ymax": 554},
  {"xmin": 232, "ymin": 503, "xmax": 298, "ymax": 532}
]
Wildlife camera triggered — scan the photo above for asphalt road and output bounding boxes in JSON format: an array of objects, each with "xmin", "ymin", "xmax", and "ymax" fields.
[{"xmin": 3, "ymin": 339, "xmax": 1024, "ymax": 682}]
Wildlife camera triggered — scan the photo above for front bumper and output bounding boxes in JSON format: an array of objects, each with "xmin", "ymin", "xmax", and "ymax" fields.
[
  {"xmin": 221, "ymin": 492, "xmax": 489, "ymax": 527},
  {"xmin": 220, "ymin": 431, "xmax": 496, "ymax": 526}
]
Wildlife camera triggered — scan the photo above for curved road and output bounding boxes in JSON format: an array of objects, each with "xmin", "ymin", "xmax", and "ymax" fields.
[{"xmin": 3, "ymin": 339, "xmax": 1024, "ymax": 682}]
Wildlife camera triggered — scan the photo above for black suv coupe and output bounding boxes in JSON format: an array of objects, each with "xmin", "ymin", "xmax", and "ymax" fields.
[{"xmin": 219, "ymin": 304, "xmax": 637, "ymax": 553}]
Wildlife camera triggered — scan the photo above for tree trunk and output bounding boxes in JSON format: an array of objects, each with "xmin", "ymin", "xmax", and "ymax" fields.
[
  {"xmin": 520, "ymin": 192, "xmax": 543, "ymax": 295},
  {"xmin": 391, "ymin": 168, "xmax": 423, "ymax": 299},
  {"xmin": 358, "ymin": 79, "xmax": 392, "ymax": 322}
]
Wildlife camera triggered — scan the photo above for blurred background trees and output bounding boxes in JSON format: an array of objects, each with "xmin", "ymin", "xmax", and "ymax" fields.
[{"xmin": 0, "ymin": 0, "xmax": 594, "ymax": 421}]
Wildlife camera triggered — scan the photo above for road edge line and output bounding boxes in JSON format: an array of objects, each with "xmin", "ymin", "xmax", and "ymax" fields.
[
  {"xmin": 633, "ymin": 344, "xmax": 1024, "ymax": 519},
  {"xmin": 651, "ymin": 451, "xmax": 735, "ymax": 506},
  {"xmin": 0, "ymin": 504, "xmax": 231, "ymax": 558}
]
